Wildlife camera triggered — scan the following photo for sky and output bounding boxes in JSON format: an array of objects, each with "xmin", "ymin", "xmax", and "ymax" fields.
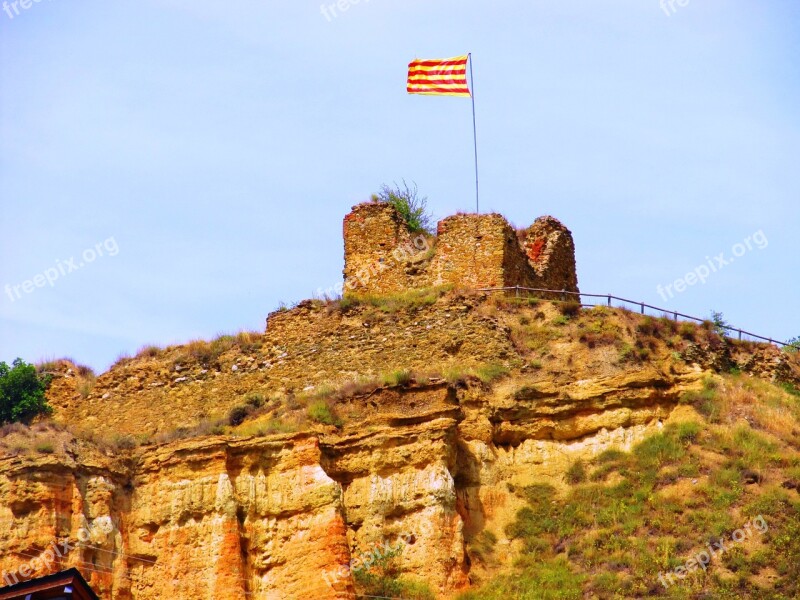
[{"xmin": 1, "ymin": 0, "xmax": 798, "ymax": 372}]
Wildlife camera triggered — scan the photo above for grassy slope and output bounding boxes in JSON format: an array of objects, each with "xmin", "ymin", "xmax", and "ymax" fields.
[
  {"xmin": 20, "ymin": 292, "xmax": 800, "ymax": 599},
  {"xmin": 459, "ymin": 375, "xmax": 800, "ymax": 599}
]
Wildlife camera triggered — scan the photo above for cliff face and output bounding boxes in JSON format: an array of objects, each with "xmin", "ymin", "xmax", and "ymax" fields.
[
  {"xmin": 2, "ymin": 295, "xmax": 798, "ymax": 599},
  {"xmin": 0, "ymin": 377, "xmax": 685, "ymax": 599}
]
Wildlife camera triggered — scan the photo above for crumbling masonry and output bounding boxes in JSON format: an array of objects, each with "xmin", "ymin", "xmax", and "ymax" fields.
[{"xmin": 342, "ymin": 202, "xmax": 579, "ymax": 294}]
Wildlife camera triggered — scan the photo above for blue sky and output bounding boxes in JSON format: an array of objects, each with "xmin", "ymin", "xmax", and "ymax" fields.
[{"xmin": 1, "ymin": 0, "xmax": 798, "ymax": 371}]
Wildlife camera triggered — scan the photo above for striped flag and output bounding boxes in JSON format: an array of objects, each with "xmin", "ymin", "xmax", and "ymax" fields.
[{"xmin": 407, "ymin": 55, "xmax": 471, "ymax": 97}]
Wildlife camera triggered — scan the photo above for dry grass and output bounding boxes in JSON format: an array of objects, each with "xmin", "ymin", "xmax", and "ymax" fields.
[
  {"xmin": 135, "ymin": 345, "xmax": 161, "ymax": 359},
  {"xmin": 170, "ymin": 331, "xmax": 264, "ymax": 368},
  {"xmin": 0, "ymin": 422, "xmax": 73, "ymax": 457},
  {"xmin": 716, "ymin": 375, "xmax": 800, "ymax": 445},
  {"xmin": 339, "ymin": 285, "xmax": 453, "ymax": 313}
]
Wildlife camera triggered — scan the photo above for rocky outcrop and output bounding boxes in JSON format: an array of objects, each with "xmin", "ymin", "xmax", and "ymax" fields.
[
  {"xmin": 9, "ymin": 294, "xmax": 799, "ymax": 599},
  {"xmin": 1, "ymin": 363, "xmax": 710, "ymax": 599}
]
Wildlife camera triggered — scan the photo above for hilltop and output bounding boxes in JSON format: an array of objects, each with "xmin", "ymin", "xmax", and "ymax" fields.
[{"xmin": 1, "ymin": 203, "xmax": 799, "ymax": 599}]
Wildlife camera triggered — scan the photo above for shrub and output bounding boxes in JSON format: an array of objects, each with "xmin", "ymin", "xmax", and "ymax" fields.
[
  {"xmin": 678, "ymin": 321, "xmax": 697, "ymax": 341},
  {"xmin": 565, "ymin": 459, "xmax": 587, "ymax": 484},
  {"xmin": 636, "ymin": 315, "xmax": 677, "ymax": 340},
  {"xmin": 34, "ymin": 441, "xmax": 54, "ymax": 454},
  {"xmin": 0, "ymin": 359, "xmax": 52, "ymax": 425},
  {"xmin": 709, "ymin": 310, "xmax": 731, "ymax": 337},
  {"xmin": 578, "ymin": 332, "xmax": 617, "ymax": 348},
  {"xmin": 75, "ymin": 364, "xmax": 94, "ymax": 377},
  {"xmin": 245, "ymin": 393, "xmax": 266, "ymax": 408},
  {"xmin": 372, "ymin": 180, "xmax": 433, "ymax": 234},
  {"xmin": 111, "ymin": 434, "xmax": 138, "ymax": 450},
  {"xmin": 511, "ymin": 323, "xmax": 560, "ymax": 354},
  {"xmin": 228, "ymin": 405, "xmax": 251, "ymax": 426},
  {"xmin": 235, "ymin": 331, "xmax": 261, "ymax": 353},
  {"xmin": 308, "ymin": 400, "xmax": 341, "ymax": 426},
  {"xmin": 558, "ymin": 301, "xmax": 581, "ymax": 318}
]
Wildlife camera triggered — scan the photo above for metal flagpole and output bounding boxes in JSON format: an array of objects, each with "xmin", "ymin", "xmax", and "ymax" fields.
[{"xmin": 468, "ymin": 53, "xmax": 479, "ymax": 213}]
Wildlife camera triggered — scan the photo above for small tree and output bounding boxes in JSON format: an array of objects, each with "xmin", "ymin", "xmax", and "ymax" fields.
[
  {"xmin": 785, "ymin": 336, "xmax": 800, "ymax": 354},
  {"xmin": 372, "ymin": 181, "xmax": 433, "ymax": 234},
  {"xmin": 0, "ymin": 359, "xmax": 52, "ymax": 424},
  {"xmin": 709, "ymin": 311, "xmax": 731, "ymax": 337}
]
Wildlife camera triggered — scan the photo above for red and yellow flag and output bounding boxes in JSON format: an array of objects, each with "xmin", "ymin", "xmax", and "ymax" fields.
[{"xmin": 407, "ymin": 55, "xmax": 471, "ymax": 97}]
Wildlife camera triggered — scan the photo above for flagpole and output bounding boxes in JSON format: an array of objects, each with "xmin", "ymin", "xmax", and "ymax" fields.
[{"xmin": 468, "ymin": 53, "xmax": 479, "ymax": 214}]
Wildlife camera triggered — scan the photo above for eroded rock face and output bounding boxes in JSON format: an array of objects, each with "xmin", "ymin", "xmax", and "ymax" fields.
[
  {"xmin": 0, "ymin": 365, "xmax": 706, "ymax": 599},
  {"xmin": 11, "ymin": 297, "xmax": 798, "ymax": 598}
]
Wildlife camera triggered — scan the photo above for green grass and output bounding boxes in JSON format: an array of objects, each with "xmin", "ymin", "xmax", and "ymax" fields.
[
  {"xmin": 468, "ymin": 530, "xmax": 498, "ymax": 567},
  {"xmin": 466, "ymin": 415, "xmax": 800, "ymax": 598},
  {"xmin": 510, "ymin": 322, "xmax": 561, "ymax": 355},
  {"xmin": 780, "ymin": 382, "xmax": 800, "ymax": 397},
  {"xmin": 34, "ymin": 441, "xmax": 54, "ymax": 454},
  {"xmin": 565, "ymin": 459, "xmax": 587, "ymax": 484},
  {"xmin": 457, "ymin": 557, "xmax": 585, "ymax": 600},
  {"xmin": 474, "ymin": 363, "xmax": 509, "ymax": 384},
  {"xmin": 680, "ymin": 376, "xmax": 720, "ymax": 421},
  {"xmin": 307, "ymin": 400, "xmax": 341, "ymax": 426},
  {"xmin": 381, "ymin": 369, "xmax": 413, "ymax": 387}
]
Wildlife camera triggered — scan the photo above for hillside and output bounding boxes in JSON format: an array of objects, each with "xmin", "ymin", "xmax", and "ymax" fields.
[{"xmin": 1, "ymin": 290, "xmax": 799, "ymax": 599}]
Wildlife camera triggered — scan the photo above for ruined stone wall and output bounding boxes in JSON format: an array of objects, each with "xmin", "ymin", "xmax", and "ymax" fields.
[
  {"xmin": 342, "ymin": 203, "xmax": 434, "ymax": 294},
  {"xmin": 429, "ymin": 214, "xmax": 512, "ymax": 289},
  {"xmin": 343, "ymin": 203, "xmax": 412, "ymax": 294},
  {"xmin": 342, "ymin": 202, "xmax": 579, "ymax": 295},
  {"xmin": 521, "ymin": 216, "xmax": 580, "ymax": 293}
]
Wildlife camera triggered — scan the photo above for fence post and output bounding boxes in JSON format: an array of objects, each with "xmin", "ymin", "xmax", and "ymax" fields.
[
  {"xmin": 640, "ymin": 302, "xmax": 645, "ymax": 314},
  {"xmin": 738, "ymin": 330, "xmax": 742, "ymax": 341},
  {"xmin": 673, "ymin": 312, "xmax": 678, "ymax": 321},
  {"xmin": 607, "ymin": 295, "xmax": 611, "ymax": 307}
]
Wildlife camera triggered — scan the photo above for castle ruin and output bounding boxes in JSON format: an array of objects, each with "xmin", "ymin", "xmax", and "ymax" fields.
[{"xmin": 342, "ymin": 202, "xmax": 579, "ymax": 295}]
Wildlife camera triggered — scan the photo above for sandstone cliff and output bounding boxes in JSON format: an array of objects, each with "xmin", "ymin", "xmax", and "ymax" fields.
[{"xmin": 2, "ymin": 293, "xmax": 799, "ymax": 599}]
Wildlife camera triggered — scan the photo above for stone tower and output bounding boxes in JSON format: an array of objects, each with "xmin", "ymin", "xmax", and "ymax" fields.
[{"xmin": 342, "ymin": 201, "xmax": 579, "ymax": 295}]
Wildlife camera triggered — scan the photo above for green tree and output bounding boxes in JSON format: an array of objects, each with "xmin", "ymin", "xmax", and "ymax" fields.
[
  {"xmin": 785, "ymin": 336, "xmax": 799, "ymax": 353},
  {"xmin": 709, "ymin": 310, "xmax": 731, "ymax": 337},
  {"xmin": 0, "ymin": 359, "xmax": 52, "ymax": 424},
  {"xmin": 372, "ymin": 180, "xmax": 433, "ymax": 234}
]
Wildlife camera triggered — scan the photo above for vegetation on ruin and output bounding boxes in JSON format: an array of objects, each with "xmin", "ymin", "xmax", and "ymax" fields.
[{"xmin": 372, "ymin": 180, "xmax": 434, "ymax": 234}]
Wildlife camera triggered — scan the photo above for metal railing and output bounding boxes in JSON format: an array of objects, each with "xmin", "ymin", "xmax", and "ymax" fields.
[{"xmin": 477, "ymin": 286, "xmax": 799, "ymax": 350}]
